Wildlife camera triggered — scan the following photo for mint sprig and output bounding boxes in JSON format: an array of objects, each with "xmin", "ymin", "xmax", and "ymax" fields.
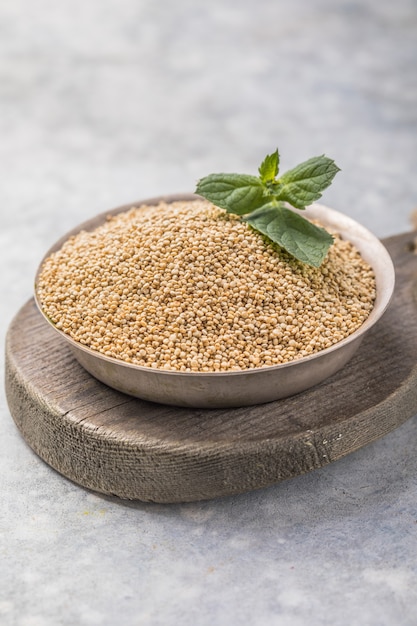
[{"xmin": 195, "ymin": 149, "xmax": 340, "ymax": 267}]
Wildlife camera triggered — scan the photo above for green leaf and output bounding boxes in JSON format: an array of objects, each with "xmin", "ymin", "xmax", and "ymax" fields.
[
  {"xmin": 272, "ymin": 155, "xmax": 341, "ymax": 209},
  {"xmin": 195, "ymin": 148, "xmax": 340, "ymax": 266},
  {"xmin": 244, "ymin": 204, "xmax": 334, "ymax": 267},
  {"xmin": 196, "ymin": 173, "xmax": 266, "ymax": 215},
  {"xmin": 258, "ymin": 149, "xmax": 279, "ymax": 182}
]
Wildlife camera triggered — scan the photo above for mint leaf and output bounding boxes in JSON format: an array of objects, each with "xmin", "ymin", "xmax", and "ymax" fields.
[
  {"xmin": 258, "ymin": 149, "xmax": 279, "ymax": 183},
  {"xmin": 196, "ymin": 173, "xmax": 265, "ymax": 215},
  {"xmin": 195, "ymin": 147, "xmax": 340, "ymax": 266},
  {"xmin": 244, "ymin": 204, "xmax": 334, "ymax": 267},
  {"xmin": 272, "ymin": 155, "xmax": 340, "ymax": 209}
]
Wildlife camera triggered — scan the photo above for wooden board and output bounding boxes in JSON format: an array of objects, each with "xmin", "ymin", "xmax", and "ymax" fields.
[{"xmin": 5, "ymin": 231, "xmax": 417, "ymax": 503}]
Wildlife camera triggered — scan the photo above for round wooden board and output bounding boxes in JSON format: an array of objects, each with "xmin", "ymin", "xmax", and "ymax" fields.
[{"xmin": 5, "ymin": 231, "xmax": 417, "ymax": 503}]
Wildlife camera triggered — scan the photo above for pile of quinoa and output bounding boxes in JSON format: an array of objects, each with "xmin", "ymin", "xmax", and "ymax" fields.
[{"xmin": 36, "ymin": 200, "xmax": 376, "ymax": 372}]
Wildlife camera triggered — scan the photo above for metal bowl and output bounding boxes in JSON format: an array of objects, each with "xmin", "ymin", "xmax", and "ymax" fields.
[{"xmin": 34, "ymin": 194, "xmax": 395, "ymax": 408}]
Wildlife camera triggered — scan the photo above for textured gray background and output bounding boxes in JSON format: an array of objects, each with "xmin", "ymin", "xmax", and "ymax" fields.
[{"xmin": 2, "ymin": 1, "xmax": 417, "ymax": 625}]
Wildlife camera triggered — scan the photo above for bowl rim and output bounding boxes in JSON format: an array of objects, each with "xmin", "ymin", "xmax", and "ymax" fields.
[{"xmin": 34, "ymin": 194, "xmax": 395, "ymax": 379}]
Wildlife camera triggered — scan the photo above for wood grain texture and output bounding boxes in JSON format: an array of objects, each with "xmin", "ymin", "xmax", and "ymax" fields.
[{"xmin": 5, "ymin": 231, "xmax": 417, "ymax": 503}]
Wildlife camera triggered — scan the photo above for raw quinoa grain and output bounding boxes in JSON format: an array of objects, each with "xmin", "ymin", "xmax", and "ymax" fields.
[{"xmin": 37, "ymin": 200, "xmax": 376, "ymax": 372}]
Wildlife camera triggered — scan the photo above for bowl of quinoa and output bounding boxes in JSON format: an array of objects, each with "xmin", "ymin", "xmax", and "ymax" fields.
[{"xmin": 35, "ymin": 193, "xmax": 394, "ymax": 408}]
